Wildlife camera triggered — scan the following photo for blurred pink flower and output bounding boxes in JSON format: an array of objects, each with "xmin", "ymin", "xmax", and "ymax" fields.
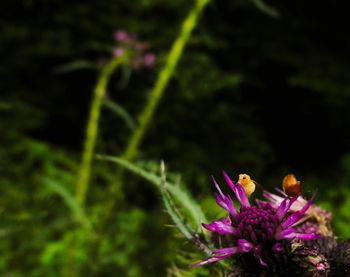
[
  {"xmin": 112, "ymin": 47, "xmax": 125, "ymax": 57},
  {"xmin": 143, "ymin": 52, "xmax": 156, "ymax": 67},
  {"xmin": 114, "ymin": 30, "xmax": 130, "ymax": 42},
  {"xmin": 112, "ymin": 29, "xmax": 155, "ymax": 70}
]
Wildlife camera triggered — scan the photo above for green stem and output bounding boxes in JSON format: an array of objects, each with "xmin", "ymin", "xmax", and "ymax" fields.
[
  {"xmin": 122, "ymin": 0, "xmax": 209, "ymax": 162},
  {"xmin": 70, "ymin": 56, "xmax": 125, "ymax": 277},
  {"xmin": 105, "ymin": 0, "xmax": 210, "ymax": 203},
  {"xmin": 75, "ymin": 56, "xmax": 125, "ymax": 207},
  {"xmin": 94, "ymin": 0, "xmax": 210, "ymax": 239}
]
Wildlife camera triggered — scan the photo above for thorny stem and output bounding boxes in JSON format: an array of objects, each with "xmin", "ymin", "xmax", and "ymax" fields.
[{"xmin": 160, "ymin": 161, "xmax": 212, "ymax": 256}]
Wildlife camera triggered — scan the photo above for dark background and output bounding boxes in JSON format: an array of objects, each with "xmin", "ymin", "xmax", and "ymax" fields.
[{"xmin": 1, "ymin": 0, "xmax": 350, "ymax": 275}]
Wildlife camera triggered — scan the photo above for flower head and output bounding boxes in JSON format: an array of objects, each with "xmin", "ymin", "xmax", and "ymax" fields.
[
  {"xmin": 111, "ymin": 29, "xmax": 156, "ymax": 70},
  {"xmin": 114, "ymin": 30, "xmax": 131, "ymax": 42},
  {"xmin": 193, "ymin": 171, "xmax": 319, "ymax": 268},
  {"xmin": 263, "ymin": 188, "xmax": 334, "ymax": 237},
  {"xmin": 112, "ymin": 47, "xmax": 124, "ymax": 57}
]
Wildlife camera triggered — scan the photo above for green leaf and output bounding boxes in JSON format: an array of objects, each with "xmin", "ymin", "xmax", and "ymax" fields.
[
  {"xmin": 159, "ymin": 161, "xmax": 212, "ymax": 255},
  {"xmin": 252, "ymin": 0, "xmax": 279, "ymax": 18},
  {"xmin": 103, "ymin": 98, "xmax": 136, "ymax": 131},
  {"xmin": 43, "ymin": 177, "xmax": 92, "ymax": 230},
  {"xmin": 159, "ymin": 162, "xmax": 193, "ymax": 240},
  {"xmin": 53, "ymin": 60, "xmax": 97, "ymax": 74},
  {"xmin": 95, "ymin": 155, "xmax": 208, "ymax": 231}
]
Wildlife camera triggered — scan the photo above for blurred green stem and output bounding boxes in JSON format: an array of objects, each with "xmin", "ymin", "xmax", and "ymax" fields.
[
  {"xmin": 75, "ymin": 56, "xmax": 126, "ymax": 207},
  {"xmin": 122, "ymin": 0, "xmax": 209, "ymax": 163},
  {"xmin": 87, "ymin": 0, "xmax": 210, "ymax": 265},
  {"xmin": 107, "ymin": 0, "xmax": 210, "ymax": 204}
]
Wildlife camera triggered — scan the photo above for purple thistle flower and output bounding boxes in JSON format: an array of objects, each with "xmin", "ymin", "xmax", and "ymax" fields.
[{"xmin": 193, "ymin": 171, "xmax": 319, "ymax": 268}]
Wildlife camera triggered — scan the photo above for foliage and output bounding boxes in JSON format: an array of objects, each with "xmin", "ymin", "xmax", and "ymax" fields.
[{"xmin": 1, "ymin": 0, "xmax": 350, "ymax": 276}]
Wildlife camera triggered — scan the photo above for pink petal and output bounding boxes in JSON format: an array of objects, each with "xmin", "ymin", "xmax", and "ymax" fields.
[
  {"xmin": 281, "ymin": 192, "xmax": 316, "ymax": 229},
  {"xmin": 191, "ymin": 255, "xmax": 231, "ymax": 267},
  {"xmin": 255, "ymin": 199, "xmax": 269, "ymax": 207},
  {"xmin": 212, "ymin": 247, "xmax": 239, "ymax": 256},
  {"xmin": 276, "ymin": 196, "xmax": 298, "ymax": 220},
  {"xmin": 191, "ymin": 247, "xmax": 239, "ymax": 267},
  {"xmin": 275, "ymin": 227, "xmax": 296, "ymax": 240},
  {"xmin": 237, "ymin": 239, "xmax": 254, "ymax": 252},
  {"xmin": 223, "ymin": 170, "xmax": 236, "ymax": 192},
  {"xmin": 212, "ymin": 176, "xmax": 237, "ymax": 216},
  {"xmin": 202, "ymin": 218, "xmax": 236, "ymax": 235},
  {"xmin": 235, "ymin": 184, "xmax": 250, "ymax": 208},
  {"xmin": 263, "ymin": 190, "xmax": 284, "ymax": 207},
  {"xmin": 223, "ymin": 171, "xmax": 250, "ymax": 208},
  {"xmin": 293, "ymin": 233, "xmax": 321, "ymax": 240},
  {"xmin": 191, "ymin": 240, "xmax": 255, "ymax": 267}
]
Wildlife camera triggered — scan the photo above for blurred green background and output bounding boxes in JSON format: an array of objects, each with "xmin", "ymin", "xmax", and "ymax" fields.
[{"xmin": 1, "ymin": 0, "xmax": 350, "ymax": 276}]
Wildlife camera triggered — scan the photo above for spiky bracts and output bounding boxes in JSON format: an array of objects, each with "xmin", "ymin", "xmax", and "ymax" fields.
[
  {"xmin": 291, "ymin": 241, "xmax": 330, "ymax": 276},
  {"xmin": 331, "ymin": 240, "xmax": 350, "ymax": 276}
]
